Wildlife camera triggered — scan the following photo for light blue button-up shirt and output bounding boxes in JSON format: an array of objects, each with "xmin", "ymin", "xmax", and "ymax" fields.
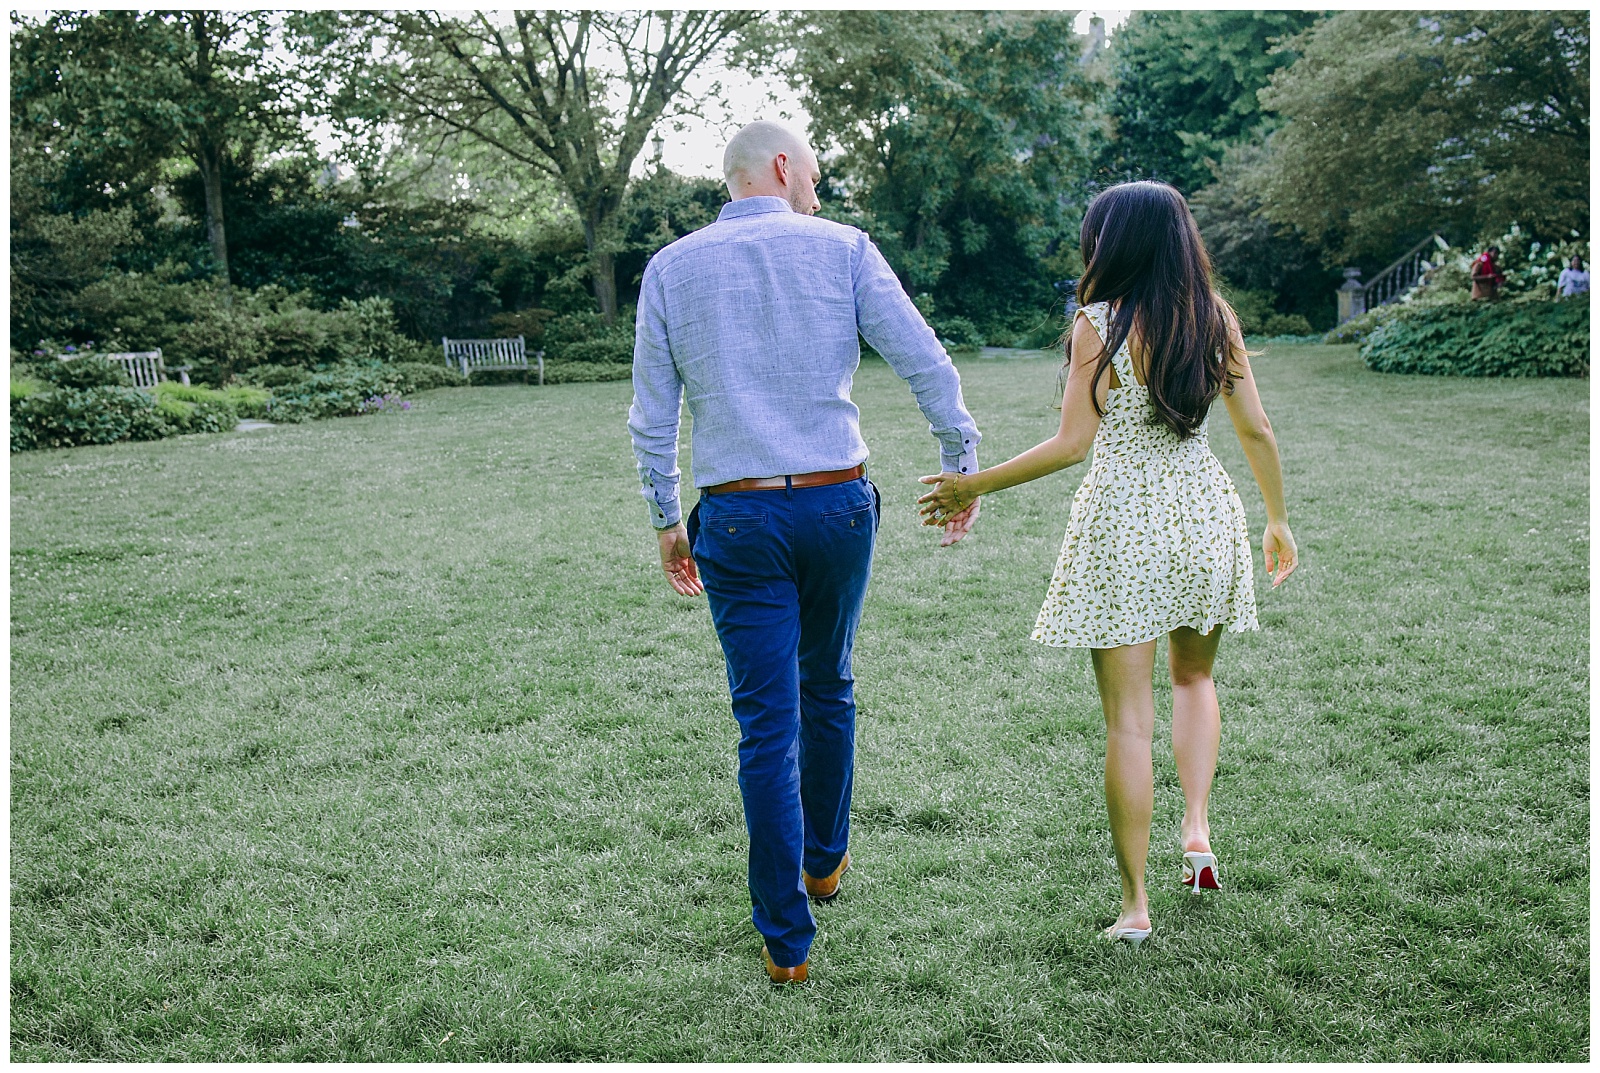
[{"xmin": 628, "ymin": 196, "xmax": 981, "ymax": 528}]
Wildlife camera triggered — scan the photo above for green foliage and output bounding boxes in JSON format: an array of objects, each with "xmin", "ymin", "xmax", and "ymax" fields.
[
  {"xmin": 1095, "ymin": 10, "xmax": 1322, "ymax": 193},
  {"xmin": 1254, "ymin": 11, "xmax": 1590, "ymax": 265},
  {"xmin": 35, "ymin": 355, "xmax": 133, "ymax": 390},
  {"xmin": 932, "ymin": 316, "xmax": 987, "ymax": 353},
  {"xmin": 1470, "ymin": 227, "xmax": 1591, "ymax": 300},
  {"xmin": 150, "ymin": 381, "xmax": 253, "ymax": 429},
  {"xmin": 10, "ymin": 375, "xmax": 47, "ymax": 401},
  {"xmin": 297, "ymin": 10, "xmax": 765, "ymax": 320},
  {"xmin": 10, "ymin": 11, "xmax": 311, "ymax": 284},
  {"xmin": 1222, "ymin": 286, "xmax": 1315, "ymax": 337},
  {"xmin": 1327, "ymin": 230, "xmax": 1591, "ymax": 344},
  {"xmin": 263, "ymin": 361, "xmax": 404, "ymax": 423},
  {"xmin": 52, "ymin": 276, "xmax": 439, "ymax": 385},
  {"xmin": 542, "ymin": 361, "xmax": 632, "ymax": 385},
  {"xmin": 386, "ymin": 362, "xmax": 467, "ymax": 393},
  {"xmin": 1360, "ymin": 299, "xmax": 1589, "ymax": 377},
  {"xmin": 1190, "ymin": 142, "xmax": 1342, "ymax": 330},
  {"xmin": 10, "ymin": 385, "xmax": 169, "ymax": 451},
  {"xmin": 543, "ymin": 311, "xmax": 634, "ymax": 365},
  {"xmin": 790, "ymin": 10, "xmax": 1097, "ymax": 335}
]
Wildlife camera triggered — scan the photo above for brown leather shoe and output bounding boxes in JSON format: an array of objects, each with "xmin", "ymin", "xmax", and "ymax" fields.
[
  {"xmin": 762, "ymin": 945, "xmax": 808, "ymax": 984},
  {"xmin": 803, "ymin": 852, "xmax": 850, "ymax": 902}
]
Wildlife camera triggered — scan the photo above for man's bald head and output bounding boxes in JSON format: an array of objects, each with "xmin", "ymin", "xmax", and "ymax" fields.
[{"xmin": 722, "ymin": 121, "xmax": 820, "ymax": 213}]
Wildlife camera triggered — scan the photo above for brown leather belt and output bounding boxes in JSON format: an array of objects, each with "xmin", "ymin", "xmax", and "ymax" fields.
[{"xmin": 704, "ymin": 464, "xmax": 865, "ymax": 495}]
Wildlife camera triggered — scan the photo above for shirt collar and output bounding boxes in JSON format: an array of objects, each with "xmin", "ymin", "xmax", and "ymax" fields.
[{"xmin": 717, "ymin": 196, "xmax": 793, "ymax": 222}]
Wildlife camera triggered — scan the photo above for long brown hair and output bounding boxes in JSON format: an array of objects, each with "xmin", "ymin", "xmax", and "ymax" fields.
[{"xmin": 1069, "ymin": 181, "xmax": 1237, "ymax": 439}]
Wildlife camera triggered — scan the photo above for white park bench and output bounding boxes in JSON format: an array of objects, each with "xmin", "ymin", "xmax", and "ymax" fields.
[
  {"xmin": 62, "ymin": 349, "xmax": 191, "ymax": 389},
  {"xmin": 442, "ymin": 335, "xmax": 544, "ymax": 385}
]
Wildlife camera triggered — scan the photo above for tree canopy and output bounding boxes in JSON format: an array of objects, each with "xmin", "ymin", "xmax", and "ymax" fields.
[
  {"xmin": 1251, "ymin": 10, "xmax": 1590, "ymax": 264},
  {"xmin": 788, "ymin": 10, "xmax": 1099, "ymax": 336},
  {"xmin": 8, "ymin": 9, "xmax": 1591, "ymax": 355},
  {"xmin": 299, "ymin": 10, "xmax": 762, "ymax": 323},
  {"xmin": 1094, "ymin": 10, "xmax": 1321, "ymax": 194}
]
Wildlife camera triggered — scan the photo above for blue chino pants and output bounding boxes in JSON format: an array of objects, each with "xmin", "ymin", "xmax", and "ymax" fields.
[{"xmin": 688, "ymin": 476, "xmax": 879, "ymax": 968}]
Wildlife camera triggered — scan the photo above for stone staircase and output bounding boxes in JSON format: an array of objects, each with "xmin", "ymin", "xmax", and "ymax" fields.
[{"xmin": 1337, "ymin": 233, "xmax": 1450, "ymax": 323}]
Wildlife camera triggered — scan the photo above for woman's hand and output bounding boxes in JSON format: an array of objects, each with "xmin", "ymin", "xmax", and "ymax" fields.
[
  {"xmin": 917, "ymin": 472, "xmax": 974, "ymax": 526},
  {"xmin": 1263, "ymin": 522, "xmax": 1297, "ymax": 587}
]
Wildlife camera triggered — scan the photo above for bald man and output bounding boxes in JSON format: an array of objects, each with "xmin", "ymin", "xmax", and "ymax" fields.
[{"xmin": 628, "ymin": 121, "xmax": 981, "ymax": 984}]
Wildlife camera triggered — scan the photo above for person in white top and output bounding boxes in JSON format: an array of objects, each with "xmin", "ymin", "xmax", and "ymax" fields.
[{"xmin": 1556, "ymin": 256, "xmax": 1588, "ymax": 298}]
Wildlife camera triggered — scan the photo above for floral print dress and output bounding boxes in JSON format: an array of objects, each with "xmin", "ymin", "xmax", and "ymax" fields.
[{"xmin": 1032, "ymin": 302, "xmax": 1258, "ymax": 649}]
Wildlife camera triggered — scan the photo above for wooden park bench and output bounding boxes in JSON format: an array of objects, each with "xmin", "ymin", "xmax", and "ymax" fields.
[
  {"xmin": 62, "ymin": 349, "xmax": 192, "ymax": 389},
  {"xmin": 442, "ymin": 335, "xmax": 545, "ymax": 385}
]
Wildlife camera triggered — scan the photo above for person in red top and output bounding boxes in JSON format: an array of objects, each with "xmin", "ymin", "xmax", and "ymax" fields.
[{"xmin": 1471, "ymin": 246, "xmax": 1506, "ymax": 300}]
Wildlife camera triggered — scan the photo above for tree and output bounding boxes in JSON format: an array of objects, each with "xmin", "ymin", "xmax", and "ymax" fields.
[
  {"xmin": 1094, "ymin": 10, "xmax": 1322, "ymax": 194},
  {"xmin": 1251, "ymin": 10, "xmax": 1589, "ymax": 265},
  {"xmin": 1188, "ymin": 141, "xmax": 1341, "ymax": 330},
  {"xmin": 787, "ymin": 10, "xmax": 1099, "ymax": 334},
  {"xmin": 10, "ymin": 11, "xmax": 306, "ymax": 283},
  {"xmin": 303, "ymin": 11, "xmax": 762, "ymax": 323}
]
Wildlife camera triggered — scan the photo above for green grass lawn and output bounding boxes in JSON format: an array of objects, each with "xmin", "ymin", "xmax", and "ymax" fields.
[{"xmin": 9, "ymin": 344, "xmax": 1589, "ymax": 1060}]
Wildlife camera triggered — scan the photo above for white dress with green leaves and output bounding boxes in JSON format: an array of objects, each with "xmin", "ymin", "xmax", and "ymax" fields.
[{"xmin": 1032, "ymin": 302, "xmax": 1258, "ymax": 649}]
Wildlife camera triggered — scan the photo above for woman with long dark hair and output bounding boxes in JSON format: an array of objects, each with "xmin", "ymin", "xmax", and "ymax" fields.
[{"xmin": 918, "ymin": 181, "xmax": 1298, "ymax": 944}]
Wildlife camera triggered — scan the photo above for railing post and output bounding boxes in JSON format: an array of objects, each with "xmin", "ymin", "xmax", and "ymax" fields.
[{"xmin": 1337, "ymin": 268, "xmax": 1366, "ymax": 324}]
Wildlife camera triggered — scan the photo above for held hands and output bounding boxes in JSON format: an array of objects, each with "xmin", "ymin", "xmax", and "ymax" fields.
[
  {"xmin": 657, "ymin": 523, "xmax": 703, "ymax": 596},
  {"xmin": 1263, "ymin": 521, "xmax": 1298, "ymax": 587},
  {"xmin": 917, "ymin": 472, "xmax": 981, "ymax": 547}
]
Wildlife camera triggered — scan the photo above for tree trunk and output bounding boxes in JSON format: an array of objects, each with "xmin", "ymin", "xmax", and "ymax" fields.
[
  {"xmin": 189, "ymin": 11, "xmax": 230, "ymax": 289},
  {"xmin": 196, "ymin": 141, "xmax": 231, "ymax": 285},
  {"xmin": 580, "ymin": 209, "xmax": 619, "ymax": 323}
]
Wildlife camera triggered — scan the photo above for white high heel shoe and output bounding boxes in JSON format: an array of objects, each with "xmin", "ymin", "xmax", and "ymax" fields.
[
  {"xmin": 1105, "ymin": 924, "xmax": 1152, "ymax": 947},
  {"xmin": 1181, "ymin": 850, "xmax": 1219, "ymax": 893}
]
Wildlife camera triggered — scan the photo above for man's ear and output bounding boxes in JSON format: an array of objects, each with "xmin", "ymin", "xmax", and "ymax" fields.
[{"xmin": 772, "ymin": 151, "xmax": 790, "ymax": 188}]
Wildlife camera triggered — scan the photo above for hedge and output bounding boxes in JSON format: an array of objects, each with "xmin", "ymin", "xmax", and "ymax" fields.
[{"xmin": 1360, "ymin": 300, "xmax": 1589, "ymax": 378}]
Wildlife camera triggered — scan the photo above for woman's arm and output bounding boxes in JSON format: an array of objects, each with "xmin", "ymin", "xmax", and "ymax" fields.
[
  {"xmin": 1218, "ymin": 313, "xmax": 1298, "ymax": 585},
  {"xmin": 918, "ymin": 309, "xmax": 1107, "ymax": 519}
]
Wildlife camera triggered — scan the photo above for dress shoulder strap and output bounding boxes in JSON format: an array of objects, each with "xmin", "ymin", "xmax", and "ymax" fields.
[{"xmin": 1078, "ymin": 301, "xmax": 1135, "ymax": 384}]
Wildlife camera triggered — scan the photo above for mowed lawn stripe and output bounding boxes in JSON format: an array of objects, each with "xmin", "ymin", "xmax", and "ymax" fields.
[{"xmin": 10, "ymin": 344, "xmax": 1587, "ymax": 1060}]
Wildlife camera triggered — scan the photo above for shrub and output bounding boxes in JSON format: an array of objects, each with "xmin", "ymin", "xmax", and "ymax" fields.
[
  {"xmin": 151, "ymin": 382, "xmax": 243, "ymax": 431},
  {"xmin": 543, "ymin": 360, "xmax": 632, "ymax": 384},
  {"xmin": 10, "ymin": 375, "xmax": 47, "ymax": 401},
  {"xmin": 61, "ymin": 275, "xmax": 440, "ymax": 384},
  {"xmin": 11, "ymin": 386, "xmax": 169, "ymax": 451},
  {"xmin": 933, "ymin": 316, "xmax": 987, "ymax": 353},
  {"xmin": 1360, "ymin": 299, "xmax": 1588, "ymax": 378},
  {"xmin": 222, "ymin": 386, "xmax": 272, "ymax": 420},
  {"xmin": 243, "ymin": 365, "xmax": 311, "ymax": 389},
  {"xmin": 388, "ymin": 362, "xmax": 467, "ymax": 392},
  {"xmin": 36, "ymin": 355, "xmax": 133, "ymax": 390},
  {"xmin": 543, "ymin": 310, "xmax": 634, "ymax": 364},
  {"xmin": 555, "ymin": 337, "xmax": 634, "ymax": 364},
  {"xmin": 264, "ymin": 361, "xmax": 404, "ymax": 423}
]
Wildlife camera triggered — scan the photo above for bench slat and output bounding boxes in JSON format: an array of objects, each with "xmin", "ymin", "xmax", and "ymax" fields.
[{"xmin": 441, "ymin": 335, "xmax": 544, "ymax": 385}]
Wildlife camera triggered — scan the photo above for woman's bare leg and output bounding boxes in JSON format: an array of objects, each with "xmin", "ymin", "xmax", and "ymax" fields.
[
  {"xmin": 1089, "ymin": 640, "xmax": 1158, "ymax": 932},
  {"xmin": 1168, "ymin": 625, "xmax": 1225, "ymax": 855}
]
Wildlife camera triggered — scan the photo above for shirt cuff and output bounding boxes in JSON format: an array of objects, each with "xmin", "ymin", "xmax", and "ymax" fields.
[
  {"xmin": 941, "ymin": 445, "xmax": 979, "ymax": 476},
  {"xmin": 645, "ymin": 483, "xmax": 682, "ymax": 529}
]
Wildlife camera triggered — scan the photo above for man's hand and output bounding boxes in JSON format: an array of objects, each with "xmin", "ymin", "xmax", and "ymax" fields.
[
  {"xmin": 938, "ymin": 497, "xmax": 980, "ymax": 546},
  {"xmin": 657, "ymin": 523, "xmax": 703, "ymax": 596},
  {"xmin": 917, "ymin": 471, "xmax": 981, "ymax": 546}
]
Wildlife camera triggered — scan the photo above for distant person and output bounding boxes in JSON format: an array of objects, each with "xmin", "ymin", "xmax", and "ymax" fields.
[
  {"xmin": 628, "ymin": 120, "xmax": 982, "ymax": 984},
  {"xmin": 1556, "ymin": 255, "xmax": 1588, "ymax": 299},
  {"xmin": 1470, "ymin": 246, "xmax": 1505, "ymax": 301},
  {"xmin": 919, "ymin": 181, "xmax": 1298, "ymax": 946}
]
